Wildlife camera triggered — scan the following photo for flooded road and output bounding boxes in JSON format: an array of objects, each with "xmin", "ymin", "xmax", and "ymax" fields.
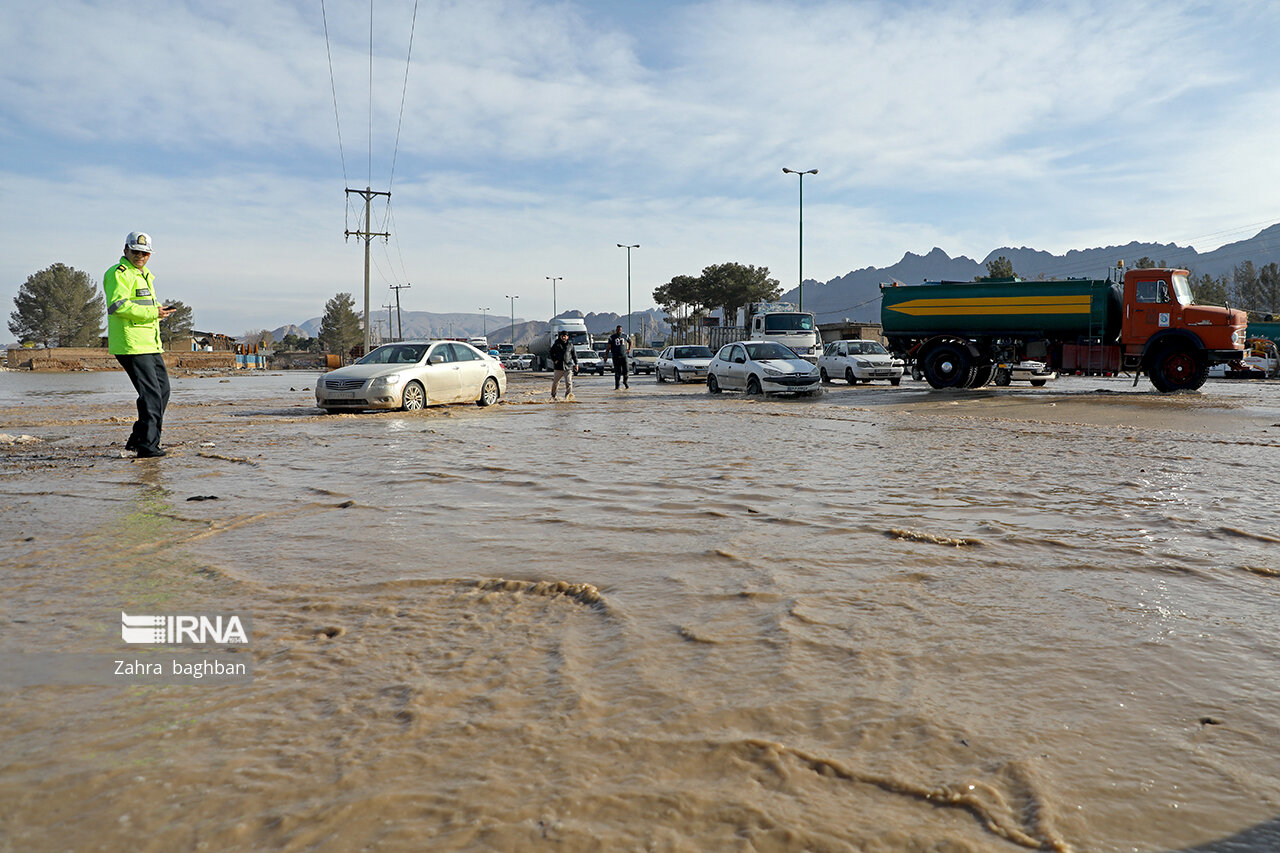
[{"xmin": 2, "ymin": 368, "xmax": 1278, "ymax": 852}]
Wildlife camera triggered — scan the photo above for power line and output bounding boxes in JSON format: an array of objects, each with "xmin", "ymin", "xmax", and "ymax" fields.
[
  {"xmin": 388, "ymin": 0, "xmax": 419, "ymax": 194},
  {"xmin": 368, "ymin": 0, "xmax": 374, "ymax": 187},
  {"xmin": 320, "ymin": 0, "xmax": 347, "ymax": 185}
]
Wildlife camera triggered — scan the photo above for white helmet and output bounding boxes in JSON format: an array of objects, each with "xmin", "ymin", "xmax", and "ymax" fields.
[{"xmin": 125, "ymin": 231, "xmax": 154, "ymax": 253}]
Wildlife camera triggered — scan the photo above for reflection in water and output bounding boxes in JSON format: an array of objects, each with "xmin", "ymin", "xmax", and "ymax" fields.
[{"xmin": 0, "ymin": 374, "xmax": 1278, "ymax": 851}]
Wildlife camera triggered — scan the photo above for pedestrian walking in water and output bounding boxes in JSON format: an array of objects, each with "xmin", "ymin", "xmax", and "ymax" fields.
[
  {"xmin": 608, "ymin": 324, "xmax": 630, "ymax": 389},
  {"xmin": 549, "ymin": 330, "xmax": 578, "ymax": 400},
  {"xmin": 103, "ymin": 231, "xmax": 176, "ymax": 457}
]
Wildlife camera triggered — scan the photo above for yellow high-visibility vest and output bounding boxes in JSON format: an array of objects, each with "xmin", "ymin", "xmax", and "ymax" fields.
[{"xmin": 103, "ymin": 256, "xmax": 162, "ymax": 355}]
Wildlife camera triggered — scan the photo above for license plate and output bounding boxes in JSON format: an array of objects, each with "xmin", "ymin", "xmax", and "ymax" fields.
[{"xmin": 328, "ymin": 391, "xmax": 357, "ymax": 400}]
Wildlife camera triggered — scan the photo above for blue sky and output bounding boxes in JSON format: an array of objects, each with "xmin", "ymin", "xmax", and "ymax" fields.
[{"xmin": 3, "ymin": 0, "xmax": 1279, "ymax": 336}]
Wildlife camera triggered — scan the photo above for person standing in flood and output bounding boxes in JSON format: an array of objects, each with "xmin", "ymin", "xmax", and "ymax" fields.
[
  {"xmin": 104, "ymin": 231, "xmax": 176, "ymax": 457},
  {"xmin": 608, "ymin": 324, "xmax": 630, "ymax": 389},
  {"xmin": 549, "ymin": 330, "xmax": 578, "ymax": 400}
]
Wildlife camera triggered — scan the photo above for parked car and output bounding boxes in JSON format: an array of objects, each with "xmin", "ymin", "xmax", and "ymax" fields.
[
  {"xmin": 575, "ymin": 346, "xmax": 605, "ymax": 375},
  {"xmin": 655, "ymin": 345, "xmax": 715, "ymax": 383},
  {"xmin": 630, "ymin": 348, "xmax": 659, "ymax": 375},
  {"xmin": 993, "ymin": 360, "xmax": 1057, "ymax": 386},
  {"xmin": 817, "ymin": 339, "xmax": 904, "ymax": 386},
  {"xmin": 316, "ymin": 340, "xmax": 506, "ymax": 412},
  {"xmin": 706, "ymin": 341, "xmax": 821, "ymax": 396}
]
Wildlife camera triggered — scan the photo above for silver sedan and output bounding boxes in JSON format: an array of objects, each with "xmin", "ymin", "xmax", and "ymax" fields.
[
  {"xmin": 316, "ymin": 340, "xmax": 506, "ymax": 412},
  {"xmin": 655, "ymin": 345, "xmax": 715, "ymax": 383}
]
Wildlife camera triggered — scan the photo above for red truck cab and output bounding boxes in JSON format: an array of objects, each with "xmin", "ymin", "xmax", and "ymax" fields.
[{"xmin": 1119, "ymin": 268, "xmax": 1247, "ymax": 391}]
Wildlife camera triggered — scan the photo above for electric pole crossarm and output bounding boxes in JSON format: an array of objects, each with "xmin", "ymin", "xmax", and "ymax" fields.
[{"xmin": 345, "ymin": 186, "xmax": 392, "ymax": 353}]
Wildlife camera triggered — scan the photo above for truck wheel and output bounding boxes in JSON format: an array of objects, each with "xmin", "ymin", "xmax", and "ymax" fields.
[
  {"xmin": 967, "ymin": 365, "xmax": 994, "ymax": 388},
  {"xmin": 1149, "ymin": 345, "xmax": 1208, "ymax": 392},
  {"xmin": 922, "ymin": 343, "xmax": 972, "ymax": 389}
]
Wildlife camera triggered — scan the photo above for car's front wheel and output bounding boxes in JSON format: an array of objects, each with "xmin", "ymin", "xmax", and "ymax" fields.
[
  {"xmin": 477, "ymin": 377, "xmax": 500, "ymax": 407},
  {"xmin": 845, "ymin": 367, "xmax": 857, "ymax": 385},
  {"xmin": 819, "ymin": 367, "xmax": 830, "ymax": 384},
  {"xmin": 673, "ymin": 369, "xmax": 682, "ymax": 383},
  {"xmin": 401, "ymin": 381, "xmax": 426, "ymax": 411},
  {"xmin": 746, "ymin": 375, "xmax": 763, "ymax": 395},
  {"xmin": 707, "ymin": 374, "xmax": 722, "ymax": 394}
]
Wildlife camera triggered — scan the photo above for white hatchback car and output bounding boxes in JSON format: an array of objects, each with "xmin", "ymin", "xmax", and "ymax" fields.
[
  {"xmin": 707, "ymin": 341, "xmax": 821, "ymax": 396},
  {"xmin": 316, "ymin": 340, "xmax": 506, "ymax": 412},
  {"xmin": 655, "ymin": 345, "xmax": 715, "ymax": 383},
  {"xmin": 818, "ymin": 339, "xmax": 904, "ymax": 386}
]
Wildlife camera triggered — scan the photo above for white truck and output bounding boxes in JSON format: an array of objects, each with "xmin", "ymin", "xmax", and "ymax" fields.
[
  {"xmin": 707, "ymin": 301, "xmax": 822, "ymax": 362},
  {"xmin": 528, "ymin": 317, "xmax": 592, "ymax": 371}
]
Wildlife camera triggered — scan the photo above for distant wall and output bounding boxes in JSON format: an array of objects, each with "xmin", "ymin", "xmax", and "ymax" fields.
[{"xmin": 6, "ymin": 347, "xmax": 235, "ymax": 371}]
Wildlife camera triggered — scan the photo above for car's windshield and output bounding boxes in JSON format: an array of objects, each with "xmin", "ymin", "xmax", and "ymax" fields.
[
  {"xmin": 575, "ymin": 347, "xmax": 598, "ymax": 358},
  {"xmin": 357, "ymin": 344, "xmax": 429, "ymax": 365},
  {"xmin": 674, "ymin": 346, "xmax": 713, "ymax": 359},
  {"xmin": 633, "ymin": 349, "xmax": 658, "ymax": 357},
  {"xmin": 745, "ymin": 342, "xmax": 798, "ymax": 360},
  {"xmin": 763, "ymin": 313, "xmax": 814, "ymax": 332},
  {"xmin": 1171, "ymin": 273, "xmax": 1193, "ymax": 305},
  {"xmin": 854, "ymin": 341, "xmax": 888, "ymax": 355}
]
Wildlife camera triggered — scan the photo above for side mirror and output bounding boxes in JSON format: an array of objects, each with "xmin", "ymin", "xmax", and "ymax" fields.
[{"xmin": 429, "ymin": 353, "xmax": 446, "ymax": 365}]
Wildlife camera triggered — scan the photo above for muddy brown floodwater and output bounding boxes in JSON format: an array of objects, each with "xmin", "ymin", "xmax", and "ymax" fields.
[{"xmin": 1, "ymin": 368, "xmax": 1278, "ymax": 852}]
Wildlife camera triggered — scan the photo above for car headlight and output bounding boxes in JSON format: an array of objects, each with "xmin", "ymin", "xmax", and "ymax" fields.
[
  {"xmin": 762, "ymin": 366, "xmax": 782, "ymax": 376},
  {"xmin": 370, "ymin": 374, "xmax": 403, "ymax": 390},
  {"xmin": 856, "ymin": 359, "xmax": 872, "ymax": 368}
]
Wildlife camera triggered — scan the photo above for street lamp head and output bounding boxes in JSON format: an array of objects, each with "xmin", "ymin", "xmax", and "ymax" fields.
[{"xmin": 805, "ymin": 169, "xmax": 818, "ymax": 175}]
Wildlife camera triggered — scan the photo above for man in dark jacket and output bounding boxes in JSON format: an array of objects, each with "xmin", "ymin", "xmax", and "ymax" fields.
[
  {"xmin": 607, "ymin": 325, "xmax": 630, "ymax": 389},
  {"xmin": 549, "ymin": 331, "xmax": 578, "ymax": 400}
]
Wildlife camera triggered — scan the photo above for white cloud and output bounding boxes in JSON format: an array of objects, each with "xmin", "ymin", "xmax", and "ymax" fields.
[{"xmin": 3, "ymin": 0, "xmax": 1279, "ymax": 335}]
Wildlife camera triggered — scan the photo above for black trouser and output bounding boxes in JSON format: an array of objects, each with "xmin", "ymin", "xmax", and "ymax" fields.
[
  {"xmin": 116, "ymin": 352, "xmax": 171, "ymax": 452},
  {"xmin": 613, "ymin": 358, "xmax": 628, "ymax": 387}
]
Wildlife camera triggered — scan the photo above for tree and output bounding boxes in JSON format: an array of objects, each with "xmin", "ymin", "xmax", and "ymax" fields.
[
  {"xmin": 159, "ymin": 299, "xmax": 194, "ymax": 346},
  {"xmin": 1190, "ymin": 273, "xmax": 1229, "ymax": 306},
  {"xmin": 976, "ymin": 256, "xmax": 1015, "ymax": 280},
  {"xmin": 1255, "ymin": 262, "xmax": 1279, "ymax": 315},
  {"xmin": 318, "ymin": 292, "xmax": 362, "ymax": 357},
  {"xmin": 698, "ymin": 262, "xmax": 781, "ymax": 322},
  {"xmin": 1232, "ymin": 261, "xmax": 1260, "ymax": 311},
  {"xmin": 280, "ymin": 333, "xmax": 302, "ymax": 351},
  {"xmin": 8, "ymin": 263, "xmax": 105, "ymax": 347}
]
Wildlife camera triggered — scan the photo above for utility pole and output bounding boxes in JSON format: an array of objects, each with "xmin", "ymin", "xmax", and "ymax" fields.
[
  {"xmin": 389, "ymin": 283, "xmax": 410, "ymax": 341},
  {"xmin": 479, "ymin": 307, "xmax": 490, "ymax": 339},
  {"xmin": 374, "ymin": 318, "xmax": 385, "ymax": 345},
  {"xmin": 383, "ymin": 303, "xmax": 394, "ymax": 342},
  {"xmin": 345, "ymin": 186, "xmax": 391, "ymax": 354}
]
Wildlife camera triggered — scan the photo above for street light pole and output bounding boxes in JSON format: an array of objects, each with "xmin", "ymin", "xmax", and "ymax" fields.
[
  {"xmin": 479, "ymin": 307, "xmax": 490, "ymax": 339},
  {"xmin": 505, "ymin": 295, "xmax": 518, "ymax": 347},
  {"xmin": 617, "ymin": 244, "xmax": 639, "ymax": 340},
  {"xmin": 546, "ymin": 276, "xmax": 562, "ymax": 318},
  {"xmin": 782, "ymin": 168, "xmax": 817, "ymax": 311}
]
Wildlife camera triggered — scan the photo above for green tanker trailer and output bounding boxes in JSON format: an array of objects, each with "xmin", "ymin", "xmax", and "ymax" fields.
[{"xmin": 881, "ymin": 267, "xmax": 1247, "ymax": 392}]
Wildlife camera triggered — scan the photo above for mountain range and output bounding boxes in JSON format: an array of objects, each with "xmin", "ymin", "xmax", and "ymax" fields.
[
  {"xmin": 270, "ymin": 309, "xmax": 669, "ymax": 349},
  {"xmin": 268, "ymin": 225, "xmax": 1280, "ymax": 341}
]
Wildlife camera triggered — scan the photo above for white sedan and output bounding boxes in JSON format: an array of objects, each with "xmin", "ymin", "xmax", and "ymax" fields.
[
  {"xmin": 818, "ymin": 339, "xmax": 904, "ymax": 385},
  {"xmin": 655, "ymin": 345, "xmax": 714, "ymax": 382},
  {"xmin": 316, "ymin": 340, "xmax": 506, "ymax": 412},
  {"xmin": 706, "ymin": 341, "xmax": 821, "ymax": 396}
]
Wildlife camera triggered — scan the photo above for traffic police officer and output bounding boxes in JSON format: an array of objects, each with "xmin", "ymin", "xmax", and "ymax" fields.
[{"xmin": 104, "ymin": 231, "xmax": 176, "ymax": 457}]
